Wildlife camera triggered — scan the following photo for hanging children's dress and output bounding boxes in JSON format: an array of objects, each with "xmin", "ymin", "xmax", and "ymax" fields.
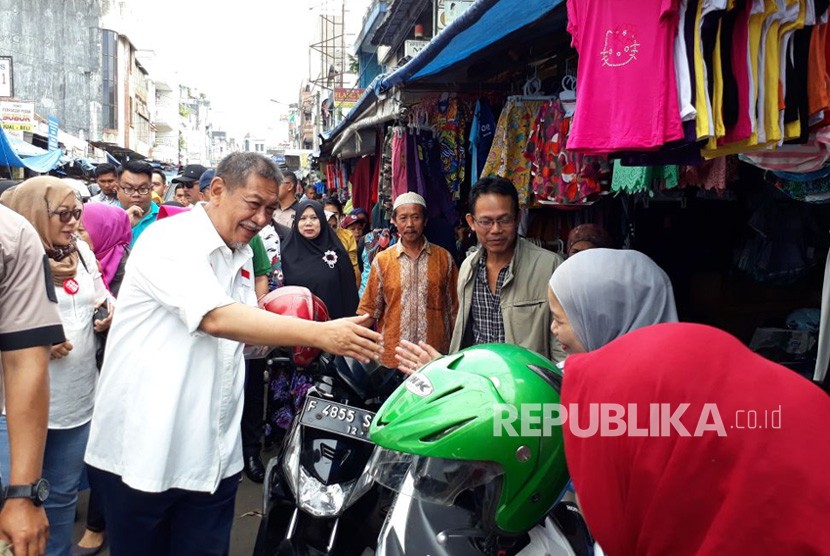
[
  {"xmin": 481, "ymin": 97, "xmax": 545, "ymax": 204},
  {"xmin": 526, "ymin": 99, "xmax": 608, "ymax": 203}
]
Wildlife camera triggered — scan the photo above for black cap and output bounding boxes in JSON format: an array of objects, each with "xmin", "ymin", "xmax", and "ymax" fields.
[{"xmin": 172, "ymin": 164, "xmax": 207, "ymax": 184}]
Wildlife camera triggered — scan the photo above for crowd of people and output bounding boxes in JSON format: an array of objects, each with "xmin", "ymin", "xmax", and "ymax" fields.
[{"xmin": 0, "ymin": 151, "xmax": 828, "ymax": 556}]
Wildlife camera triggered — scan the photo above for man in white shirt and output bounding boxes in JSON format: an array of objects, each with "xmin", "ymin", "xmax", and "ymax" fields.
[
  {"xmin": 89, "ymin": 163, "xmax": 120, "ymax": 206},
  {"xmin": 84, "ymin": 152, "xmax": 382, "ymax": 556}
]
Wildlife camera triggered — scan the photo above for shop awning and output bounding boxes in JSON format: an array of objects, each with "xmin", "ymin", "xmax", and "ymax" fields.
[
  {"xmin": 380, "ymin": 0, "xmax": 565, "ymax": 91},
  {"xmin": 0, "ymin": 126, "xmax": 64, "ymax": 173},
  {"xmin": 89, "ymin": 141, "xmax": 147, "ymax": 163}
]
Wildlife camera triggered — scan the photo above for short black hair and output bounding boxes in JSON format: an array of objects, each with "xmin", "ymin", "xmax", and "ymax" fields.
[
  {"xmin": 95, "ymin": 163, "xmax": 116, "ymax": 178},
  {"xmin": 469, "ymin": 176, "xmax": 519, "ymax": 216},
  {"xmin": 152, "ymin": 169, "xmax": 166, "ymax": 184},
  {"xmin": 282, "ymin": 172, "xmax": 298, "ymax": 186},
  {"xmin": 323, "ymin": 198, "xmax": 343, "ymax": 215},
  {"xmin": 117, "ymin": 160, "xmax": 154, "ymax": 180},
  {"xmin": 305, "ymin": 184, "xmax": 317, "ymax": 193}
]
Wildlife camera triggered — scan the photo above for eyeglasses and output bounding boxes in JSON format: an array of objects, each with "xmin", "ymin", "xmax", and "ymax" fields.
[
  {"xmin": 298, "ymin": 214, "xmax": 319, "ymax": 222},
  {"xmin": 49, "ymin": 208, "xmax": 83, "ymax": 223},
  {"xmin": 120, "ymin": 186, "xmax": 151, "ymax": 195},
  {"xmin": 472, "ymin": 216, "xmax": 516, "ymax": 229}
]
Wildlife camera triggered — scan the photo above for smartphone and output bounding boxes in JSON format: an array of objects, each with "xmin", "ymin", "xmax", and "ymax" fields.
[{"xmin": 94, "ymin": 305, "xmax": 109, "ymax": 323}]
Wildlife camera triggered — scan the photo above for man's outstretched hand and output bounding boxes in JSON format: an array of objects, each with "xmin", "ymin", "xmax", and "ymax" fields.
[
  {"xmin": 320, "ymin": 315, "xmax": 383, "ymax": 363},
  {"xmin": 395, "ymin": 340, "xmax": 442, "ymax": 375}
]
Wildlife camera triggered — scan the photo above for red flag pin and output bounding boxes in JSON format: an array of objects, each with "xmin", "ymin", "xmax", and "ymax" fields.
[{"xmin": 63, "ymin": 278, "xmax": 80, "ymax": 295}]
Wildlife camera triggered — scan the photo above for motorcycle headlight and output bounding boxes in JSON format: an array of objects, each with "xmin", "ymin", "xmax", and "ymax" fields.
[{"xmin": 282, "ymin": 425, "xmax": 376, "ymax": 517}]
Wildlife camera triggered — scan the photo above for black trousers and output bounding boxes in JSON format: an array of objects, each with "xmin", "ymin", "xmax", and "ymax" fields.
[
  {"xmin": 241, "ymin": 358, "xmax": 267, "ymax": 456},
  {"xmin": 88, "ymin": 467, "xmax": 240, "ymax": 556}
]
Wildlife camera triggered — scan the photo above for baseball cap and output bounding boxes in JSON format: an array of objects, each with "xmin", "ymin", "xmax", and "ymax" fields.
[
  {"xmin": 172, "ymin": 164, "xmax": 207, "ymax": 184},
  {"xmin": 199, "ymin": 169, "xmax": 216, "ymax": 192},
  {"xmin": 341, "ymin": 212, "xmax": 367, "ymax": 229}
]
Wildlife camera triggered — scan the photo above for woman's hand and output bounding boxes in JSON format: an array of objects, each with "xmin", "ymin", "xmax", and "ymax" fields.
[
  {"xmin": 395, "ymin": 340, "xmax": 442, "ymax": 375},
  {"xmin": 93, "ymin": 301, "xmax": 114, "ymax": 333},
  {"xmin": 50, "ymin": 341, "xmax": 73, "ymax": 360}
]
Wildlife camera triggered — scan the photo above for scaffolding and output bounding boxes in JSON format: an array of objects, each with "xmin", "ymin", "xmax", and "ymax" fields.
[{"xmin": 309, "ymin": 0, "xmax": 347, "ymax": 93}]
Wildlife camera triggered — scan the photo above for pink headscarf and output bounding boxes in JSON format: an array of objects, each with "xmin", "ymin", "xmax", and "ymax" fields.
[{"xmin": 81, "ymin": 203, "xmax": 131, "ymax": 288}]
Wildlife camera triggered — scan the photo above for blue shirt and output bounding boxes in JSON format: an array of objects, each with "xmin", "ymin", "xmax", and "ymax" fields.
[{"xmin": 130, "ymin": 201, "xmax": 160, "ymax": 248}]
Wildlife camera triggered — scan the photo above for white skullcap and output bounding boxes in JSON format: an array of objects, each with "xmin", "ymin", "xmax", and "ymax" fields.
[{"xmin": 393, "ymin": 192, "xmax": 427, "ymax": 211}]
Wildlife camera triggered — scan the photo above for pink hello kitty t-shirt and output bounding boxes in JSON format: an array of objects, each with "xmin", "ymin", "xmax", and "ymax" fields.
[{"xmin": 566, "ymin": 0, "xmax": 684, "ymax": 152}]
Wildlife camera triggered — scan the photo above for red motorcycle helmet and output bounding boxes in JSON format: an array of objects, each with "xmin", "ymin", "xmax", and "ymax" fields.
[{"xmin": 259, "ymin": 286, "xmax": 330, "ymax": 368}]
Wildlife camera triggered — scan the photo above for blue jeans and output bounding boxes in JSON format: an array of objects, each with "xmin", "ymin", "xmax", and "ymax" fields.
[
  {"xmin": 88, "ymin": 467, "xmax": 240, "ymax": 556},
  {"xmin": 0, "ymin": 417, "xmax": 91, "ymax": 556}
]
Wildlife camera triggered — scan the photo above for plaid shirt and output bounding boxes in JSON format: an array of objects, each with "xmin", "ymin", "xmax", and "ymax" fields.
[{"xmin": 471, "ymin": 251, "xmax": 508, "ymax": 344}]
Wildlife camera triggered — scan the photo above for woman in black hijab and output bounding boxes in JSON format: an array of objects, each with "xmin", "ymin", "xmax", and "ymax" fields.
[{"xmin": 281, "ymin": 200, "xmax": 359, "ymax": 319}]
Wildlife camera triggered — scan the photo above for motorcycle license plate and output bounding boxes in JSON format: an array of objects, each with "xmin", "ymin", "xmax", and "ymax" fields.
[{"xmin": 299, "ymin": 398, "xmax": 375, "ymax": 444}]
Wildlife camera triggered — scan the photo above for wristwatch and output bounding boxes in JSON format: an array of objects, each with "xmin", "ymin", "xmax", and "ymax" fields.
[{"xmin": 4, "ymin": 479, "xmax": 50, "ymax": 506}]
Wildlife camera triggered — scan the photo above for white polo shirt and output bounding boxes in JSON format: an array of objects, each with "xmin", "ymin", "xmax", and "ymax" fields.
[{"xmin": 85, "ymin": 203, "xmax": 256, "ymax": 493}]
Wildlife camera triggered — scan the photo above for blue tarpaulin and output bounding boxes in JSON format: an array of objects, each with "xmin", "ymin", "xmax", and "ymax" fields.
[
  {"xmin": 322, "ymin": 0, "xmax": 566, "ymax": 156},
  {"xmin": 0, "ymin": 125, "xmax": 63, "ymax": 173},
  {"xmin": 380, "ymin": 0, "xmax": 565, "ymax": 90}
]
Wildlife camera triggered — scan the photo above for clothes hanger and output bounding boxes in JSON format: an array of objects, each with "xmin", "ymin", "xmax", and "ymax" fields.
[{"xmin": 508, "ymin": 66, "xmax": 556, "ymax": 102}]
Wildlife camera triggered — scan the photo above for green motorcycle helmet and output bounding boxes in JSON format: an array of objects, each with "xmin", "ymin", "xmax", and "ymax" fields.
[{"xmin": 369, "ymin": 343, "xmax": 568, "ymax": 535}]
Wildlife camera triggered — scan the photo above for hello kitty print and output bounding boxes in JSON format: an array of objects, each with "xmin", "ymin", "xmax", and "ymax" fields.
[
  {"xmin": 601, "ymin": 26, "xmax": 640, "ymax": 67},
  {"xmin": 565, "ymin": 0, "xmax": 684, "ymax": 151}
]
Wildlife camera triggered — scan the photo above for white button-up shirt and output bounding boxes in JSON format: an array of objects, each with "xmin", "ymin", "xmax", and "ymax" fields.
[{"xmin": 85, "ymin": 203, "xmax": 256, "ymax": 493}]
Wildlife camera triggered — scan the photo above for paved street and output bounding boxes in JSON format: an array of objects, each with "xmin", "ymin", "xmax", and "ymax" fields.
[{"xmin": 73, "ymin": 451, "xmax": 271, "ymax": 556}]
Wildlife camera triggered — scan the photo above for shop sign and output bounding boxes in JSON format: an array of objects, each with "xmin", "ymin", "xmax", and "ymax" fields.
[
  {"xmin": 334, "ymin": 88, "xmax": 364, "ymax": 110},
  {"xmin": 0, "ymin": 100, "xmax": 34, "ymax": 139},
  {"xmin": 0, "ymin": 57, "xmax": 12, "ymax": 98},
  {"xmin": 405, "ymin": 40, "xmax": 430, "ymax": 58},
  {"xmin": 434, "ymin": 0, "xmax": 475, "ymax": 34},
  {"xmin": 48, "ymin": 116, "xmax": 59, "ymax": 150}
]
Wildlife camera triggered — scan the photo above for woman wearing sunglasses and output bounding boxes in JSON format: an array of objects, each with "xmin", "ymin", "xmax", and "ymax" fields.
[{"xmin": 0, "ymin": 176, "xmax": 114, "ymax": 556}]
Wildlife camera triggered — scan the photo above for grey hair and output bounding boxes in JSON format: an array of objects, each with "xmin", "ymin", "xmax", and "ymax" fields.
[{"xmin": 216, "ymin": 152, "xmax": 283, "ymax": 192}]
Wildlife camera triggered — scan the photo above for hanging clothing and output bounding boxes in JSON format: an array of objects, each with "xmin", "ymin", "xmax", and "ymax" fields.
[
  {"xmin": 379, "ymin": 129, "xmax": 394, "ymax": 201},
  {"xmin": 281, "ymin": 200, "xmax": 358, "ymax": 319},
  {"xmin": 563, "ymin": 322, "xmax": 830, "ymax": 556},
  {"xmin": 415, "ymin": 130, "xmax": 458, "ymax": 224},
  {"xmin": 390, "ymin": 127, "xmax": 408, "ymax": 201},
  {"xmin": 481, "ymin": 97, "xmax": 544, "ymax": 204},
  {"xmin": 469, "ymin": 99, "xmax": 497, "ymax": 184},
  {"xmin": 549, "ymin": 248, "xmax": 678, "ymax": 352},
  {"xmin": 349, "ymin": 156, "xmax": 373, "ymax": 214},
  {"xmin": 611, "ymin": 160, "xmax": 680, "ymax": 194},
  {"xmin": 428, "ymin": 94, "xmax": 469, "ymax": 197},
  {"xmin": 679, "ymin": 155, "xmax": 738, "ymax": 189},
  {"xmin": 527, "ymin": 99, "xmax": 608, "ymax": 203},
  {"xmin": 565, "ymin": 0, "xmax": 685, "ymax": 152}
]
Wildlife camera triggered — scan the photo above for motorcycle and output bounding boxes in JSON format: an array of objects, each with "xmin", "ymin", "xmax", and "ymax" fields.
[
  {"xmin": 375, "ymin": 494, "xmax": 598, "ymax": 556},
  {"xmin": 367, "ymin": 344, "xmax": 598, "ymax": 556},
  {"xmin": 253, "ymin": 287, "xmax": 401, "ymax": 556}
]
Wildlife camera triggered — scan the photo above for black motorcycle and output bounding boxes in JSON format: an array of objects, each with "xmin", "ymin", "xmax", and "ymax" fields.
[{"xmin": 254, "ymin": 352, "xmax": 401, "ymax": 556}]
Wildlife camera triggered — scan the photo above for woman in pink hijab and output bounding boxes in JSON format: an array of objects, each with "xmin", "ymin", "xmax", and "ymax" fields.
[{"xmin": 80, "ymin": 203, "xmax": 132, "ymax": 296}]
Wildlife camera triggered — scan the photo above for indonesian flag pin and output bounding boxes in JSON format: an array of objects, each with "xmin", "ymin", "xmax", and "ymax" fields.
[{"xmin": 63, "ymin": 278, "xmax": 80, "ymax": 295}]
